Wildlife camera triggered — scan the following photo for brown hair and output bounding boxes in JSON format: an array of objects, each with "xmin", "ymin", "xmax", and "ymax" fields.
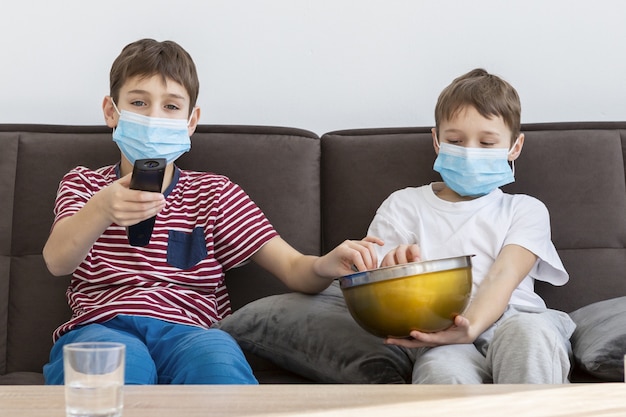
[
  {"xmin": 434, "ymin": 68, "xmax": 521, "ymax": 142},
  {"xmin": 109, "ymin": 39, "xmax": 199, "ymax": 114}
]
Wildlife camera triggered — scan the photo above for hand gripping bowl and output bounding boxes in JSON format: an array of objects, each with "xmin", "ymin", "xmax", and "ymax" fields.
[{"xmin": 339, "ymin": 255, "xmax": 473, "ymax": 338}]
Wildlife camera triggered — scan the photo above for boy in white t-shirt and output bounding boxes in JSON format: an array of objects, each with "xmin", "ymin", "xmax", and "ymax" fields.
[{"xmin": 373, "ymin": 68, "xmax": 575, "ymax": 383}]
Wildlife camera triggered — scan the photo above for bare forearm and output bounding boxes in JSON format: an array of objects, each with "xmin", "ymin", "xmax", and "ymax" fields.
[
  {"xmin": 43, "ymin": 174, "xmax": 167, "ymax": 276},
  {"xmin": 252, "ymin": 236, "xmax": 380, "ymax": 294},
  {"xmin": 464, "ymin": 245, "xmax": 538, "ymax": 340},
  {"xmin": 43, "ymin": 199, "xmax": 111, "ymax": 276},
  {"xmin": 252, "ymin": 239, "xmax": 334, "ymax": 294},
  {"xmin": 285, "ymin": 255, "xmax": 335, "ymax": 294},
  {"xmin": 462, "ymin": 280, "xmax": 512, "ymax": 340}
]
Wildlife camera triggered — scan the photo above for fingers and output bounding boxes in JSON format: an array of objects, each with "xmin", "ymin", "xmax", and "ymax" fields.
[
  {"xmin": 123, "ymin": 191, "xmax": 166, "ymax": 225},
  {"xmin": 116, "ymin": 174, "xmax": 164, "ymax": 203},
  {"xmin": 109, "ymin": 202, "xmax": 164, "ymax": 226},
  {"xmin": 381, "ymin": 244, "xmax": 421, "ymax": 267},
  {"xmin": 453, "ymin": 314, "xmax": 470, "ymax": 328},
  {"xmin": 348, "ymin": 239, "xmax": 380, "ymax": 272},
  {"xmin": 383, "ymin": 329, "xmax": 441, "ymax": 348},
  {"xmin": 384, "ymin": 333, "xmax": 434, "ymax": 348},
  {"xmin": 100, "ymin": 178, "xmax": 165, "ymax": 226},
  {"xmin": 396, "ymin": 244, "xmax": 421, "ymax": 263},
  {"xmin": 380, "ymin": 252, "xmax": 396, "ymax": 268},
  {"xmin": 407, "ymin": 245, "xmax": 422, "ymax": 262},
  {"xmin": 362, "ymin": 235, "xmax": 384, "ymax": 246},
  {"xmin": 117, "ymin": 173, "xmax": 132, "ymax": 187}
]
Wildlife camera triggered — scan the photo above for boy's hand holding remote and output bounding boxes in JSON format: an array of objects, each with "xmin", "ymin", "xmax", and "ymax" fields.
[{"xmin": 127, "ymin": 158, "xmax": 165, "ymax": 246}]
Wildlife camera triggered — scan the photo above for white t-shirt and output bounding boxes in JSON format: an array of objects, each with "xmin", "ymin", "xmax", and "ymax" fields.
[{"xmin": 367, "ymin": 182, "xmax": 568, "ymax": 308}]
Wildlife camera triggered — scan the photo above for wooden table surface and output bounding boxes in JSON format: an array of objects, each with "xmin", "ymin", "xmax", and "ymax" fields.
[{"xmin": 1, "ymin": 383, "xmax": 625, "ymax": 417}]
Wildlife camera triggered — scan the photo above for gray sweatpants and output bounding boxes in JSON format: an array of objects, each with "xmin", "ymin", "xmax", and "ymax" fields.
[{"xmin": 406, "ymin": 305, "xmax": 576, "ymax": 384}]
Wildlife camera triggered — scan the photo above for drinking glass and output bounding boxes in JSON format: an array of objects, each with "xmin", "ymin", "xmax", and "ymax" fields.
[{"xmin": 63, "ymin": 342, "xmax": 125, "ymax": 417}]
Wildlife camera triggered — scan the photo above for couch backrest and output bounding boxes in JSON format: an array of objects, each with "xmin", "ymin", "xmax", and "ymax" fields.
[
  {"xmin": 0, "ymin": 124, "xmax": 320, "ymax": 376},
  {"xmin": 2, "ymin": 121, "xmax": 625, "ymax": 377},
  {"xmin": 321, "ymin": 122, "xmax": 626, "ymax": 313},
  {"xmin": 178, "ymin": 126, "xmax": 322, "ymax": 309}
]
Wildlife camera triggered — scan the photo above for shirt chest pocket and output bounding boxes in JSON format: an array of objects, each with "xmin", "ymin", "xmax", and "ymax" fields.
[{"xmin": 167, "ymin": 227, "xmax": 208, "ymax": 270}]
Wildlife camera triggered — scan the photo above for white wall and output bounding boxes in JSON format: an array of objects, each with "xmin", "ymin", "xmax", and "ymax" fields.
[{"xmin": 1, "ymin": 0, "xmax": 625, "ymax": 135}]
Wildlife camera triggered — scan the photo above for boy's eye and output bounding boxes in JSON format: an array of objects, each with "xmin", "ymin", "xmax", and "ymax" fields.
[
  {"xmin": 130, "ymin": 100, "xmax": 146, "ymax": 107},
  {"xmin": 480, "ymin": 142, "xmax": 495, "ymax": 147},
  {"xmin": 165, "ymin": 104, "xmax": 180, "ymax": 111},
  {"xmin": 446, "ymin": 139, "xmax": 461, "ymax": 144}
]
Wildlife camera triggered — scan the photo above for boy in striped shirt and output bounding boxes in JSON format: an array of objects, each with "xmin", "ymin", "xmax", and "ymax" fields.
[{"xmin": 42, "ymin": 38, "xmax": 381, "ymax": 385}]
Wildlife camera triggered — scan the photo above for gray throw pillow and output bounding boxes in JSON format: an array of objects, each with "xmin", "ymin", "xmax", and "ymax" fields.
[
  {"xmin": 215, "ymin": 282, "xmax": 413, "ymax": 383},
  {"xmin": 569, "ymin": 296, "xmax": 626, "ymax": 381}
]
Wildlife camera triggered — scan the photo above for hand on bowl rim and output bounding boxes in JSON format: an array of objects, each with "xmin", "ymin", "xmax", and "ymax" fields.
[
  {"xmin": 345, "ymin": 236, "xmax": 384, "ymax": 273},
  {"xmin": 316, "ymin": 236, "xmax": 384, "ymax": 277}
]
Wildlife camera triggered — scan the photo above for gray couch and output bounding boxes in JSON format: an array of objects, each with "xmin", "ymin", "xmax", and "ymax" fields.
[{"xmin": 1, "ymin": 122, "xmax": 625, "ymax": 385}]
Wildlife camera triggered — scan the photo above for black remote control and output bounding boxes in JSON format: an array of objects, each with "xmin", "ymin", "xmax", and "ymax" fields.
[{"xmin": 127, "ymin": 158, "xmax": 166, "ymax": 247}]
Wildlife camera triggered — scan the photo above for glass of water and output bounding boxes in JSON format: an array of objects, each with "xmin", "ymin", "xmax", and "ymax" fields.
[{"xmin": 63, "ymin": 342, "xmax": 125, "ymax": 417}]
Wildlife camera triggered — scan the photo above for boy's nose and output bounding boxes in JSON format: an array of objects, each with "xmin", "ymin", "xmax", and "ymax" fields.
[{"xmin": 148, "ymin": 109, "xmax": 167, "ymax": 119}]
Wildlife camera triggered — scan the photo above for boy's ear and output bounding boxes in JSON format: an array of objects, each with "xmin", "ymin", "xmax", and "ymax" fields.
[
  {"xmin": 508, "ymin": 133, "xmax": 525, "ymax": 161},
  {"xmin": 187, "ymin": 106, "xmax": 201, "ymax": 136},
  {"xmin": 431, "ymin": 128, "xmax": 440, "ymax": 154},
  {"xmin": 102, "ymin": 96, "xmax": 118, "ymax": 128}
]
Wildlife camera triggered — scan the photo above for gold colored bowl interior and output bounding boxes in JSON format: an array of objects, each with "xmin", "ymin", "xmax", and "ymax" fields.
[{"xmin": 341, "ymin": 266, "xmax": 472, "ymax": 338}]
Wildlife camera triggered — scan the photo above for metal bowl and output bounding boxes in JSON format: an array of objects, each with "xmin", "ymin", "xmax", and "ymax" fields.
[{"xmin": 339, "ymin": 255, "xmax": 473, "ymax": 338}]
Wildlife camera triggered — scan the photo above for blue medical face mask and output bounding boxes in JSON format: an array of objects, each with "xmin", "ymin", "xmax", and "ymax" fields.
[
  {"xmin": 433, "ymin": 141, "xmax": 517, "ymax": 197},
  {"xmin": 111, "ymin": 101, "xmax": 192, "ymax": 165}
]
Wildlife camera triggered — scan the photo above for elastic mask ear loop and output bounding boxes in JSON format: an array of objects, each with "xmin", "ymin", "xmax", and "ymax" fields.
[
  {"xmin": 111, "ymin": 98, "xmax": 121, "ymax": 116},
  {"xmin": 508, "ymin": 137, "xmax": 520, "ymax": 176},
  {"xmin": 110, "ymin": 98, "xmax": 122, "ymax": 137},
  {"xmin": 434, "ymin": 133, "xmax": 441, "ymax": 151},
  {"xmin": 187, "ymin": 107, "xmax": 197, "ymax": 127}
]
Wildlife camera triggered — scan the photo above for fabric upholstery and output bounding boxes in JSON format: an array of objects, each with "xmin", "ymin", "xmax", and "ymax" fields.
[
  {"xmin": 570, "ymin": 296, "xmax": 626, "ymax": 381},
  {"xmin": 320, "ymin": 124, "xmax": 626, "ymax": 313},
  {"xmin": 215, "ymin": 282, "xmax": 413, "ymax": 383},
  {"xmin": 0, "ymin": 124, "xmax": 320, "ymax": 384},
  {"xmin": 507, "ymin": 128, "xmax": 626, "ymax": 313},
  {"xmin": 1, "ymin": 122, "xmax": 626, "ymax": 384},
  {"xmin": 178, "ymin": 126, "xmax": 322, "ymax": 310}
]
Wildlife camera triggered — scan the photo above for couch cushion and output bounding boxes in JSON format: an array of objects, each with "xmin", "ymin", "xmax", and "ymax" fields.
[
  {"xmin": 506, "ymin": 125, "xmax": 626, "ymax": 312},
  {"xmin": 0, "ymin": 371, "xmax": 45, "ymax": 385},
  {"xmin": 0, "ymin": 132, "xmax": 19, "ymax": 376},
  {"xmin": 1, "ymin": 127, "xmax": 116, "ymax": 376},
  {"xmin": 570, "ymin": 296, "xmax": 626, "ymax": 382},
  {"xmin": 321, "ymin": 127, "xmax": 437, "ymax": 253},
  {"xmin": 215, "ymin": 282, "xmax": 413, "ymax": 383}
]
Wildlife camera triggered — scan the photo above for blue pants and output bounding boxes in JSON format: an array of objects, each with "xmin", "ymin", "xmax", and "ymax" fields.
[{"xmin": 43, "ymin": 315, "xmax": 257, "ymax": 385}]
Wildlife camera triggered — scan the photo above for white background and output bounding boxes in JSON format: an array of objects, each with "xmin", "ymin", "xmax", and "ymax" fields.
[{"xmin": 1, "ymin": 0, "xmax": 624, "ymax": 135}]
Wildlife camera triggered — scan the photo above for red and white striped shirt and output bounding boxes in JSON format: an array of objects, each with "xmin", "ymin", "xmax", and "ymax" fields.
[{"xmin": 51, "ymin": 164, "xmax": 278, "ymax": 341}]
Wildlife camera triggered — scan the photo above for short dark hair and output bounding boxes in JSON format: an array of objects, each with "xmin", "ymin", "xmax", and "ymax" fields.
[
  {"xmin": 435, "ymin": 68, "xmax": 521, "ymax": 142},
  {"xmin": 109, "ymin": 39, "xmax": 199, "ymax": 113}
]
